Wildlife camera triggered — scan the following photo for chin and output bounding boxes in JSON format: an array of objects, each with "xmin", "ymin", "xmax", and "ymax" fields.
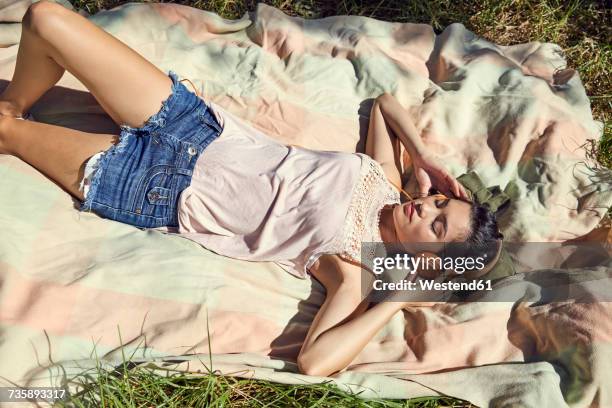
[{"xmin": 392, "ymin": 205, "xmax": 403, "ymax": 237}]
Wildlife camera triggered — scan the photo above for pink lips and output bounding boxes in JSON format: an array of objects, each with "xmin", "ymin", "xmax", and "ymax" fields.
[{"xmin": 404, "ymin": 202, "xmax": 414, "ymax": 222}]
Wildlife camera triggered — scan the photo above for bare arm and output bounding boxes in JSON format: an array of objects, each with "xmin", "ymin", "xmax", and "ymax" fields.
[
  {"xmin": 365, "ymin": 96, "xmax": 404, "ymax": 188},
  {"xmin": 298, "ymin": 255, "xmax": 405, "ymax": 377},
  {"xmin": 368, "ymin": 93, "xmax": 468, "ymax": 199},
  {"xmin": 298, "ymin": 292, "xmax": 404, "ymax": 377},
  {"xmin": 365, "ymin": 93, "xmax": 429, "ymax": 188},
  {"xmin": 375, "ymin": 93, "xmax": 427, "ymax": 159}
]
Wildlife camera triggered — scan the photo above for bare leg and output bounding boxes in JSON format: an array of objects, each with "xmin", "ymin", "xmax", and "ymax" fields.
[
  {"xmin": 0, "ymin": 1, "xmax": 179, "ymax": 202},
  {"xmin": 0, "ymin": 116, "xmax": 116, "ymax": 201},
  {"xmin": 1, "ymin": 0, "xmax": 173, "ymax": 128},
  {"xmin": 0, "ymin": 14, "xmax": 64, "ymax": 117}
]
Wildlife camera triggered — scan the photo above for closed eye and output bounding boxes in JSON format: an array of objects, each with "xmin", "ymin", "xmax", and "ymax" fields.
[
  {"xmin": 431, "ymin": 215, "xmax": 447, "ymax": 238},
  {"xmin": 430, "ymin": 218, "xmax": 441, "ymax": 237},
  {"xmin": 431, "ymin": 199, "xmax": 449, "ymax": 237},
  {"xmin": 435, "ymin": 198, "xmax": 450, "ymax": 208}
]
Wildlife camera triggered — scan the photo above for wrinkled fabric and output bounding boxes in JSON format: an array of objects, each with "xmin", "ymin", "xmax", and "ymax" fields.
[{"xmin": 0, "ymin": 2, "xmax": 610, "ymax": 408}]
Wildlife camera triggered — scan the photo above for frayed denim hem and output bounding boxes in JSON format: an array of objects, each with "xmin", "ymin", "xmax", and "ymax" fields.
[{"xmin": 79, "ymin": 131, "xmax": 132, "ymax": 212}]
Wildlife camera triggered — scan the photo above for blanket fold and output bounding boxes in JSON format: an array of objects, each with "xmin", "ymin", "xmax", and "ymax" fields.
[{"xmin": 0, "ymin": 1, "xmax": 610, "ymax": 407}]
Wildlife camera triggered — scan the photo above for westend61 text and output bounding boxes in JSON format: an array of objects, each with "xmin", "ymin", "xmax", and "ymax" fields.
[{"xmin": 373, "ymin": 279, "xmax": 493, "ymax": 291}]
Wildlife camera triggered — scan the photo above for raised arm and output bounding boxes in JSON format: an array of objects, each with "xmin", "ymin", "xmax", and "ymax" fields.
[
  {"xmin": 365, "ymin": 93, "xmax": 430, "ymax": 189},
  {"xmin": 375, "ymin": 93, "xmax": 427, "ymax": 159},
  {"xmin": 298, "ymin": 255, "xmax": 405, "ymax": 377},
  {"xmin": 369, "ymin": 93, "xmax": 468, "ymax": 199},
  {"xmin": 365, "ymin": 95, "xmax": 405, "ymax": 188}
]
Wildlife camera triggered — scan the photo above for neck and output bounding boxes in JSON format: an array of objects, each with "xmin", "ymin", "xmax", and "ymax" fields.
[{"xmin": 378, "ymin": 205, "xmax": 398, "ymax": 243}]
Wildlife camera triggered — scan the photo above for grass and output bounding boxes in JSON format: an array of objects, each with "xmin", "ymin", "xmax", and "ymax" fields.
[
  {"xmin": 55, "ymin": 0, "xmax": 609, "ymax": 406},
  {"xmin": 55, "ymin": 360, "xmax": 475, "ymax": 407},
  {"xmin": 49, "ymin": 326, "xmax": 476, "ymax": 407}
]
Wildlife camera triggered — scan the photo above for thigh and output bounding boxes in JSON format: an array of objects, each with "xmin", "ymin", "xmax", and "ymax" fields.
[
  {"xmin": 2, "ymin": 116, "xmax": 117, "ymax": 202},
  {"xmin": 26, "ymin": 1, "xmax": 173, "ymax": 129}
]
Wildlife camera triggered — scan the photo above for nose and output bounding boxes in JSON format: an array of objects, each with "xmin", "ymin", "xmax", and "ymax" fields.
[{"xmin": 415, "ymin": 200, "xmax": 434, "ymax": 219}]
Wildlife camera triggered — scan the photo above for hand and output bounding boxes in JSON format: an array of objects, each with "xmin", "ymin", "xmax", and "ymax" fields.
[{"xmin": 412, "ymin": 152, "xmax": 469, "ymax": 200}]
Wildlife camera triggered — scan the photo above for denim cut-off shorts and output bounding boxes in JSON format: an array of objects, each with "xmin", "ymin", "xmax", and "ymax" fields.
[{"xmin": 79, "ymin": 71, "xmax": 222, "ymax": 228}]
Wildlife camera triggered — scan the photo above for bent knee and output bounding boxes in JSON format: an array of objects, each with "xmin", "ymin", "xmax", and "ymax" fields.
[{"xmin": 23, "ymin": 1, "xmax": 69, "ymax": 35}]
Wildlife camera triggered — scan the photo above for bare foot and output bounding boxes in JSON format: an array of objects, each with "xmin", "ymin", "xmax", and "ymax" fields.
[{"xmin": 0, "ymin": 100, "xmax": 24, "ymax": 118}]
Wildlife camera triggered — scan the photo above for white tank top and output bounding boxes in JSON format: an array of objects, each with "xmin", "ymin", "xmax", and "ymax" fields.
[{"xmin": 175, "ymin": 101, "xmax": 400, "ymax": 278}]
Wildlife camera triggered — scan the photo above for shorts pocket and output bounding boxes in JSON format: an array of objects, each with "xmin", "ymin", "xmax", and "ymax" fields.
[{"xmin": 132, "ymin": 164, "xmax": 175, "ymax": 218}]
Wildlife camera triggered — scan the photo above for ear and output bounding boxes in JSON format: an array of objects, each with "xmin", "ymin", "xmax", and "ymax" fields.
[{"xmin": 413, "ymin": 251, "xmax": 443, "ymax": 279}]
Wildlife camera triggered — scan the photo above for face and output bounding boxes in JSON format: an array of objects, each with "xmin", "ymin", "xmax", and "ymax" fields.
[{"xmin": 390, "ymin": 195, "xmax": 472, "ymax": 249}]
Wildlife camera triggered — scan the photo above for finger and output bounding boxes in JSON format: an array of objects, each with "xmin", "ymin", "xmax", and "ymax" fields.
[
  {"xmin": 439, "ymin": 186, "xmax": 453, "ymax": 198},
  {"xmin": 443, "ymin": 175, "xmax": 459, "ymax": 198},
  {"xmin": 441, "ymin": 175, "xmax": 460, "ymax": 199},
  {"xmin": 459, "ymin": 184, "xmax": 469, "ymax": 200},
  {"xmin": 420, "ymin": 185, "xmax": 430, "ymax": 197},
  {"xmin": 437, "ymin": 174, "xmax": 452, "ymax": 195},
  {"xmin": 444, "ymin": 174, "xmax": 468, "ymax": 200},
  {"xmin": 416, "ymin": 170, "xmax": 431, "ymax": 197},
  {"xmin": 453, "ymin": 180, "xmax": 468, "ymax": 200},
  {"xmin": 451, "ymin": 180, "xmax": 461, "ymax": 198}
]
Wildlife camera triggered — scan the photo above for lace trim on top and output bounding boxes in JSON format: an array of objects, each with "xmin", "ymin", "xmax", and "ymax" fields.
[{"xmin": 327, "ymin": 153, "xmax": 401, "ymax": 267}]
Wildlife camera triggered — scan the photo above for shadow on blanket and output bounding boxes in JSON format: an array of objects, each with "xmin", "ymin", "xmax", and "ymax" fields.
[{"xmin": 0, "ymin": 79, "xmax": 120, "ymax": 134}]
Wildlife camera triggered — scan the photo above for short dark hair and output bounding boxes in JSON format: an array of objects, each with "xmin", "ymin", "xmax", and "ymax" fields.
[
  {"xmin": 441, "ymin": 202, "xmax": 503, "ymax": 282},
  {"xmin": 465, "ymin": 203, "xmax": 504, "ymax": 245}
]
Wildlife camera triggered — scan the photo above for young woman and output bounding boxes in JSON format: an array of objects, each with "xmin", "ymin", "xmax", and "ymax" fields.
[{"xmin": 0, "ymin": 2, "xmax": 503, "ymax": 377}]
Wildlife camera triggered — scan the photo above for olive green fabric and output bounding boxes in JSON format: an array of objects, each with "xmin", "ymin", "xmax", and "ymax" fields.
[
  {"xmin": 457, "ymin": 171, "xmax": 517, "ymax": 280},
  {"xmin": 457, "ymin": 171, "xmax": 519, "ymax": 214}
]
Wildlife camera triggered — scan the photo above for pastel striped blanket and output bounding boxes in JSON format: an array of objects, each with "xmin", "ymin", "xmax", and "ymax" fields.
[{"xmin": 0, "ymin": 1, "xmax": 610, "ymax": 407}]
